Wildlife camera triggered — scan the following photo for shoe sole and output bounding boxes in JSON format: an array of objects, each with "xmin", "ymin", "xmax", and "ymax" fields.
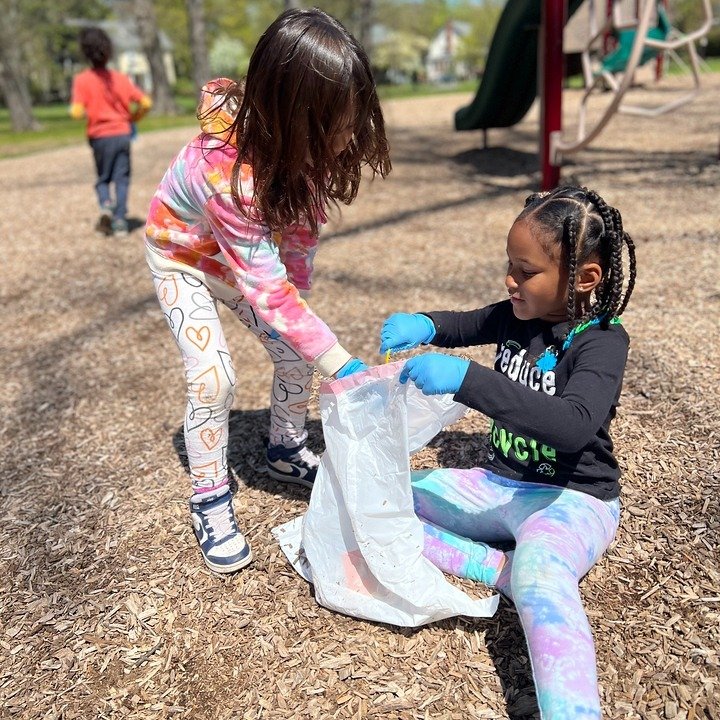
[
  {"xmin": 266, "ymin": 466, "xmax": 315, "ymax": 489},
  {"xmin": 202, "ymin": 547, "xmax": 253, "ymax": 574}
]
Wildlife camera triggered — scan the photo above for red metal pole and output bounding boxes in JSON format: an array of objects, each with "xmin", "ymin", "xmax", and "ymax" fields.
[
  {"xmin": 603, "ymin": 0, "xmax": 615, "ymax": 55},
  {"xmin": 540, "ymin": 0, "xmax": 566, "ymax": 190},
  {"xmin": 655, "ymin": 0, "xmax": 668, "ymax": 81}
]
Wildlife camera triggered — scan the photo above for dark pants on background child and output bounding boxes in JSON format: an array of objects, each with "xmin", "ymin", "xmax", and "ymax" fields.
[{"xmin": 89, "ymin": 133, "xmax": 131, "ymax": 226}]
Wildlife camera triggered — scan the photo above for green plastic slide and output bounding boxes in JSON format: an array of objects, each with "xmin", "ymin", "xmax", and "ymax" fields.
[{"xmin": 455, "ymin": 0, "xmax": 585, "ymax": 131}]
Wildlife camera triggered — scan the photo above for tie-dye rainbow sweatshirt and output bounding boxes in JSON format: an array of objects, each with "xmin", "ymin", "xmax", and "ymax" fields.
[{"xmin": 145, "ymin": 78, "xmax": 351, "ymax": 377}]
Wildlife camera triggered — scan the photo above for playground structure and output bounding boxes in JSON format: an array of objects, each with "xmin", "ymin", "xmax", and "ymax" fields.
[
  {"xmin": 3, "ymin": 46, "xmax": 719, "ymax": 720},
  {"xmin": 455, "ymin": 0, "xmax": 716, "ymax": 189}
]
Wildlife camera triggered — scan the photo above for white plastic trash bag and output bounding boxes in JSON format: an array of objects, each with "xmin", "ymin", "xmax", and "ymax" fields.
[{"xmin": 273, "ymin": 362, "xmax": 499, "ymax": 627}]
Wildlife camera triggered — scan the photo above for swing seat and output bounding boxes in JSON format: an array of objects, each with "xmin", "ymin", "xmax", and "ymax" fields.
[
  {"xmin": 600, "ymin": 6, "xmax": 671, "ymax": 73},
  {"xmin": 555, "ymin": 0, "xmax": 715, "ymax": 164}
]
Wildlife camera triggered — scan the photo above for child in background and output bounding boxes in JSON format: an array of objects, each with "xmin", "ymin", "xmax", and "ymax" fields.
[
  {"xmin": 70, "ymin": 26, "xmax": 152, "ymax": 237},
  {"xmin": 146, "ymin": 8, "xmax": 390, "ymax": 574},
  {"xmin": 380, "ymin": 186, "xmax": 636, "ymax": 719}
]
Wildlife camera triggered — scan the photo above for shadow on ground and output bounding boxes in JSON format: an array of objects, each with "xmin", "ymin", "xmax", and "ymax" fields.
[
  {"xmin": 171, "ymin": 408, "xmax": 324, "ymax": 501},
  {"xmin": 451, "ymin": 146, "xmax": 539, "ymax": 178}
]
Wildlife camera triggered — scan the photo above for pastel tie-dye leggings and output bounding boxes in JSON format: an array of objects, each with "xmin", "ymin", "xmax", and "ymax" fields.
[
  {"xmin": 412, "ymin": 468, "xmax": 620, "ymax": 720},
  {"xmin": 151, "ymin": 269, "xmax": 314, "ymax": 494}
]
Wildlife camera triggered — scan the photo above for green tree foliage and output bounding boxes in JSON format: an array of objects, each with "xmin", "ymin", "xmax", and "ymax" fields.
[
  {"xmin": 154, "ymin": 0, "xmax": 194, "ymax": 80},
  {"xmin": 671, "ymin": 0, "xmax": 720, "ymax": 55},
  {"xmin": 455, "ymin": 2, "xmax": 503, "ymax": 73},
  {"xmin": 373, "ymin": 30, "xmax": 430, "ymax": 77},
  {"xmin": 376, "ymin": 0, "xmax": 453, "ymax": 39},
  {"xmin": 153, "ymin": 0, "xmax": 282, "ymax": 83},
  {"xmin": 145, "ymin": 1, "xmax": 505, "ymax": 92},
  {"xmin": 209, "ymin": 34, "xmax": 250, "ymax": 79},
  {"xmin": 373, "ymin": 0, "xmax": 503, "ymax": 78},
  {"xmin": 2, "ymin": 0, "xmax": 108, "ymax": 103}
]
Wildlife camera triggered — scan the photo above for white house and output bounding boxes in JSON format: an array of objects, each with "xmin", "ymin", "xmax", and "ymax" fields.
[{"xmin": 425, "ymin": 21, "xmax": 472, "ymax": 83}]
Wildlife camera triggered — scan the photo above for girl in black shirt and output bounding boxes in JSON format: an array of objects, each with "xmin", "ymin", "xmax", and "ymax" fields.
[{"xmin": 379, "ymin": 186, "xmax": 636, "ymax": 720}]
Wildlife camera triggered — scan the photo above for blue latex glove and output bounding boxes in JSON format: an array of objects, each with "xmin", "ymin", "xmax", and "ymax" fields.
[
  {"xmin": 399, "ymin": 354, "xmax": 470, "ymax": 396},
  {"xmin": 336, "ymin": 357, "xmax": 368, "ymax": 379},
  {"xmin": 379, "ymin": 313, "xmax": 436, "ymax": 354}
]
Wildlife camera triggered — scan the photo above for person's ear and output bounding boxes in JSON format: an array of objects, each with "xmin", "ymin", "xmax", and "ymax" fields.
[{"xmin": 576, "ymin": 262, "xmax": 602, "ymax": 293}]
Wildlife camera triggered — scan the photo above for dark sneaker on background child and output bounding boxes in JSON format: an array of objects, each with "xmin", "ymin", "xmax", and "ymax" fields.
[
  {"xmin": 95, "ymin": 205, "xmax": 113, "ymax": 236},
  {"xmin": 189, "ymin": 488, "xmax": 252, "ymax": 573},
  {"xmin": 266, "ymin": 443, "xmax": 320, "ymax": 489}
]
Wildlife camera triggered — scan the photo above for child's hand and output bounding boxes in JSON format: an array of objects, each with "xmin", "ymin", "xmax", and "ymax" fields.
[
  {"xmin": 336, "ymin": 357, "xmax": 368, "ymax": 379},
  {"xmin": 379, "ymin": 313, "xmax": 436, "ymax": 354},
  {"xmin": 399, "ymin": 354, "xmax": 469, "ymax": 396}
]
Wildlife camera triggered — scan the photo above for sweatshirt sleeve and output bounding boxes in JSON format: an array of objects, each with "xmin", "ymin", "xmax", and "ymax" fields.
[
  {"xmin": 69, "ymin": 75, "xmax": 86, "ymax": 119},
  {"xmin": 455, "ymin": 327, "xmax": 629, "ymax": 452},
  {"xmin": 427, "ymin": 303, "xmax": 506, "ymax": 348},
  {"xmin": 279, "ymin": 224, "xmax": 318, "ymax": 291},
  {"xmin": 129, "ymin": 81, "xmax": 152, "ymax": 120}
]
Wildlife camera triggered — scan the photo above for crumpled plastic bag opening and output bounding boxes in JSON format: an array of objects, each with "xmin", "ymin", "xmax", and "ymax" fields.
[{"xmin": 273, "ymin": 362, "xmax": 499, "ymax": 628}]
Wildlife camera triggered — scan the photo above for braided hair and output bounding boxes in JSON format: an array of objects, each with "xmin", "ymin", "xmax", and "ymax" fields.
[{"xmin": 518, "ymin": 186, "xmax": 637, "ymax": 337}]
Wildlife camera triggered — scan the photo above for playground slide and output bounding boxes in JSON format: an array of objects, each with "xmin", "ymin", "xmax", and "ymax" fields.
[{"xmin": 455, "ymin": 0, "xmax": 585, "ymax": 131}]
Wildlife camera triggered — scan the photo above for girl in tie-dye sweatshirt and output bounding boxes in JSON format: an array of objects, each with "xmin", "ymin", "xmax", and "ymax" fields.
[{"xmin": 145, "ymin": 8, "xmax": 391, "ymax": 574}]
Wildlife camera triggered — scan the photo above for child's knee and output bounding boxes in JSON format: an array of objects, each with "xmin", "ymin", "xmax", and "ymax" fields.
[
  {"xmin": 509, "ymin": 550, "xmax": 581, "ymax": 613},
  {"xmin": 185, "ymin": 363, "xmax": 235, "ymax": 409}
]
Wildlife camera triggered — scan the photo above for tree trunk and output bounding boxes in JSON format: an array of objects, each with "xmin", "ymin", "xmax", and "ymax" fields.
[
  {"xmin": 0, "ymin": 0, "xmax": 40, "ymax": 131},
  {"xmin": 186, "ymin": 0, "xmax": 211, "ymax": 96},
  {"xmin": 133, "ymin": 0, "xmax": 178, "ymax": 115},
  {"xmin": 0, "ymin": 60, "xmax": 40, "ymax": 132},
  {"xmin": 358, "ymin": 0, "xmax": 373, "ymax": 61}
]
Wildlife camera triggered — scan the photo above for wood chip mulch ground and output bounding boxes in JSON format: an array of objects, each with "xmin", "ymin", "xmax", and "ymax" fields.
[{"xmin": 1, "ymin": 74, "xmax": 718, "ymax": 719}]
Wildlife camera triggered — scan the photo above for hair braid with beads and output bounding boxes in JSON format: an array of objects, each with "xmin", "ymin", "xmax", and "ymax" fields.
[{"xmin": 518, "ymin": 185, "xmax": 637, "ymax": 337}]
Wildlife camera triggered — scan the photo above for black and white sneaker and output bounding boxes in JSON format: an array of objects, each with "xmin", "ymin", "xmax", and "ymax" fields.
[
  {"xmin": 189, "ymin": 488, "xmax": 252, "ymax": 573},
  {"xmin": 266, "ymin": 443, "xmax": 320, "ymax": 489}
]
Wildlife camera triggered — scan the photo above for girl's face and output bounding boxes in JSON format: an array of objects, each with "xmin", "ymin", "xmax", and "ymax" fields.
[
  {"xmin": 505, "ymin": 219, "xmax": 569, "ymax": 322},
  {"xmin": 331, "ymin": 118, "xmax": 355, "ymax": 156},
  {"xmin": 304, "ymin": 112, "xmax": 355, "ymax": 166},
  {"xmin": 332, "ymin": 104, "xmax": 355, "ymax": 157}
]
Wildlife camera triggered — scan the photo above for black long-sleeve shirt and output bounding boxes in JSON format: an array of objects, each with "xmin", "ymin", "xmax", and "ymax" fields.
[{"xmin": 427, "ymin": 300, "xmax": 629, "ymax": 500}]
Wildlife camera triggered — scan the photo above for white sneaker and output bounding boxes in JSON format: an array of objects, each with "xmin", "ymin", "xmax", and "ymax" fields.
[
  {"xmin": 266, "ymin": 443, "xmax": 320, "ymax": 489},
  {"xmin": 189, "ymin": 489, "xmax": 252, "ymax": 573}
]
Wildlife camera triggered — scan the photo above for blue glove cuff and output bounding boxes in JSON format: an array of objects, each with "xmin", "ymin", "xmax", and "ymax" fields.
[
  {"xmin": 418, "ymin": 314, "xmax": 436, "ymax": 344},
  {"xmin": 336, "ymin": 358, "xmax": 367, "ymax": 379}
]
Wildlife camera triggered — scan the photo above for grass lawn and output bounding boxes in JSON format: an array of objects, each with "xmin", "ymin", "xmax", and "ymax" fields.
[
  {"xmin": 377, "ymin": 79, "xmax": 478, "ymax": 100},
  {"xmin": 1, "ymin": 64, "xmax": 716, "ymax": 159},
  {"xmin": 0, "ymin": 82, "xmax": 481, "ymax": 160},
  {"xmin": 0, "ymin": 97, "xmax": 199, "ymax": 159}
]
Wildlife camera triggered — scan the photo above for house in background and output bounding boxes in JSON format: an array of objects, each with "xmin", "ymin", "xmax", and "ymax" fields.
[
  {"xmin": 67, "ymin": 18, "xmax": 175, "ymax": 92},
  {"xmin": 425, "ymin": 21, "xmax": 472, "ymax": 83}
]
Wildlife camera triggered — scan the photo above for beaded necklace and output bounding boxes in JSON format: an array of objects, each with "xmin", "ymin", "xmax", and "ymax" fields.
[{"xmin": 534, "ymin": 316, "xmax": 621, "ymax": 372}]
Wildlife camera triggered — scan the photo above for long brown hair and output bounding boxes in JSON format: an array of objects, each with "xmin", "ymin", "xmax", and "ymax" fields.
[{"xmin": 207, "ymin": 8, "xmax": 391, "ymax": 235}]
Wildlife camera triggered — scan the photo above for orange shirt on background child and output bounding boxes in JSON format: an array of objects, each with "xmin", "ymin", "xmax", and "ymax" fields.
[{"xmin": 70, "ymin": 68, "xmax": 150, "ymax": 139}]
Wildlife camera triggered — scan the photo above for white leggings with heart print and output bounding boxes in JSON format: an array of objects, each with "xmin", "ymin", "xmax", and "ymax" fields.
[{"xmin": 151, "ymin": 269, "xmax": 314, "ymax": 495}]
